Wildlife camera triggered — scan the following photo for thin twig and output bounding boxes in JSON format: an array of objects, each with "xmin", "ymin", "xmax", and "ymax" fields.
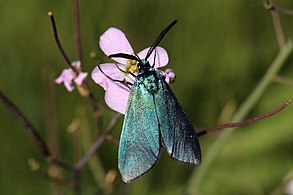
[
  {"xmin": 0, "ymin": 90, "xmax": 51, "ymax": 156},
  {"xmin": 264, "ymin": 0, "xmax": 293, "ymax": 15},
  {"xmin": 264, "ymin": 0, "xmax": 286, "ymax": 48},
  {"xmin": 197, "ymin": 99, "xmax": 291, "ymax": 137},
  {"xmin": 274, "ymin": 75, "xmax": 293, "ymax": 86},
  {"xmin": 105, "ymin": 135, "xmax": 119, "ymax": 147},
  {"xmin": 271, "ymin": 11, "xmax": 286, "ymax": 48},
  {"xmin": 0, "ymin": 90, "xmax": 74, "ymax": 172},
  {"xmin": 48, "ymin": 10, "xmax": 106, "ymax": 137},
  {"xmin": 48, "ymin": 11, "xmax": 77, "ymax": 73},
  {"xmin": 73, "ymin": 0, "xmax": 83, "ymax": 64},
  {"xmin": 48, "ymin": 10, "xmax": 108, "ymax": 118},
  {"xmin": 274, "ymin": 6, "xmax": 293, "ymax": 15},
  {"xmin": 75, "ymin": 135, "xmax": 105, "ymax": 170},
  {"xmin": 75, "ymin": 113, "xmax": 121, "ymax": 170},
  {"xmin": 51, "ymin": 158, "xmax": 75, "ymax": 172}
]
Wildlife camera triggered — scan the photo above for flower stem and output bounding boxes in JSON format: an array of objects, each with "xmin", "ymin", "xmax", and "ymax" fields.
[
  {"xmin": 186, "ymin": 38, "xmax": 293, "ymax": 194},
  {"xmin": 264, "ymin": 0, "xmax": 293, "ymax": 16},
  {"xmin": 78, "ymin": 106, "xmax": 106, "ymax": 187},
  {"xmin": 73, "ymin": 0, "xmax": 83, "ymax": 64},
  {"xmin": 0, "ymin": 90, "xmax": 74, "ymax": 172},
  {"xmin": 0, "ymin": 90, "xmax": 51, "ymax": 156},
  {"xmin": 48, "ymin": 11, "xmax": 77, "ymax": 73},
  {"xmin": 75, "ymin": 113, "xmax": 121, "ymax": 170},
  {"xmin": 264, "ymin": 0, "xmax": 286, "ymax": 48}
]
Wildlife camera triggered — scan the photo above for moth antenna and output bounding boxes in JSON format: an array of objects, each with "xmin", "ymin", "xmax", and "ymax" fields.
[
  {"xmin": 133, "ymin": 52, "xmax": 140, "ymax": 59},
  {"xmin": 145, "ymin": 20, "xmax": 178, "ymax": 61},
  {"xmin": 109, "ymin": 53, "xmax": 140, "ymax": 61},
  {"xmin": 151, "ymin": 48, "xmax": 157, "ymax": 68}
]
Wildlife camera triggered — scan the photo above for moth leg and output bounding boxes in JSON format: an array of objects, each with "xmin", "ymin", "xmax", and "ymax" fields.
[
  {"xmin": 115, "ymin": 63, "xmax": 137, "ymax": 78},
  {"xmin": 133, "ymin": 52, "xmax": 140, "ymax": 59},
  {"xmin": 114, "ymin": 53, "xmax": 138, "ymax": 78}
]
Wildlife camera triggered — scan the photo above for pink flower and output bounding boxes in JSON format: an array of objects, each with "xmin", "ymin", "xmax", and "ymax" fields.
[
  {"xmin": 55, "ymin": 61, "xmax": 88, "ymax": 92},
  {"xmin": 160, "ymin": 69, "xmax": 176, "ymax": 84},
  {"xmin": 91, "ymin": 27, "xmax": 174, "ymax": 114}
]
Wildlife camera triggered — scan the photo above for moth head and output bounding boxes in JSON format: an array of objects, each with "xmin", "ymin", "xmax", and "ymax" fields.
[{"xmin": 137, "ymin": 59, "xmax": 151, "ymax": 71}]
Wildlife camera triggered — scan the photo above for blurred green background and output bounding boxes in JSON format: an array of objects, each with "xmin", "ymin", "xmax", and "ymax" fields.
[{"xmin": 1, "ymin": 0, "xmax": 293, "ymax": 194}]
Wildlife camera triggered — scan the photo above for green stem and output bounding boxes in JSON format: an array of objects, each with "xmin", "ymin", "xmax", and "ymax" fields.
[
  {"xmin": 186, "ymin": 39, "xmax": 293, "ymax": 194},
  {"xmin": 77, "ymin": 106, "xmax": 105, "ymax": 187}
]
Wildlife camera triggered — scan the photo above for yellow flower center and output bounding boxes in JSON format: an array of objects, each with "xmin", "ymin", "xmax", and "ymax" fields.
[{"xmin": 126, "ymin": 59, "xmax": 138, "ymax": 74}]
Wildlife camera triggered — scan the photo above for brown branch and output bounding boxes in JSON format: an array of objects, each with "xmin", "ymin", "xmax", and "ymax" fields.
[
  {"xmin": 48, "ymin": 11, "xmax": 105, "ymax": 117},
  {"xmin": 274, "ymin": 75, "xmax": 293, "ymax": 86},
  {"xmin": 0, "ymin": 90, "xmax": 74, "ymax": 172},
  {"xmin": 0, "ymin": 90, "xmax": 52, "ymax": 156},
  {"xmin": 48, "ymin": 11, "xmax": 78, "ymax": 73},
  {"xmin": 263, "ymin": 0, "xmax": 286, "ymax": 48},
  {"xmin": 75, "ymin": 113, "xmax": 121, "ymax": 170},
  {"xmin": 73, "ymin": 0, "xmax": 83, "ymax": 64},
  {"xmin": 51, "ymin": 158, "xmax": 75, "ymax": 172},
  {"xmin": 48, "ymin": 10, "xmax": 105, "ymax": 138},
  {"xmin": 274, "ymin": 6, "xmax": 293, "ymax": 15},
  {"xmin": 105, "ymin": 135, "xmax": 119, "ymax": 147},
  {"xmin": 271, "ymin": 11, "xmax": 286, "ymax": 48},
  {"xmin": 197, "ymin": 99, "xmax": 291, "ymax": 137},
  {"xmin": 264, "ymin": 0, "xmax": 293, "ymax": 15}
]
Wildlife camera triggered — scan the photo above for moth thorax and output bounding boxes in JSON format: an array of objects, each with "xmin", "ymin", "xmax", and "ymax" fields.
[{"xmin": 145, "ymin": 74, "xmax": 159, "ymax": 94}]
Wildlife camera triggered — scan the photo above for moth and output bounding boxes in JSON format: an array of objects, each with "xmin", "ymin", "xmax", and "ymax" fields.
[{"xmin": 107, "ymin": 20, "xmax": 201, "ymax": 183}]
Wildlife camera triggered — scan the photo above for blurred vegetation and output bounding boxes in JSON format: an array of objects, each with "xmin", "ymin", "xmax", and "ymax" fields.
[{"xmin": 1, "ymin": 0, "xmax": 293, "ymax": 194}]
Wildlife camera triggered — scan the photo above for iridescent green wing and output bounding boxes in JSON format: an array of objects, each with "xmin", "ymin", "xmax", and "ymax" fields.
[
  {"xmin": 154, "ymin": 72, "xmax": 201, "ymax": 165},
  {"xmin": 118, "ymin": 80, "xmax": 160, "ymax": 183}
]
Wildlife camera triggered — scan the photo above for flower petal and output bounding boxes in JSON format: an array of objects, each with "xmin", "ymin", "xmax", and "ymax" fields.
[
  {"xmin": 164, "ymin": 69, "xmax": 176, "ymax": 84},
  {"xmin": 104, "ymin": 82, "xmax": 130, "ymax": 114},
  {"xmin": 64, "ymin": 81, "xmax": 74, "ymax": 91},
  {"xmin": 72, "ymin": 60, "xmax": 81, "ymax": 68},
  {"xmin": 74, "ymin": 72, "xmax": 88, "ymax": 85},
  {"xmin": 91, "ymin": 63, "xmax": 127, "ymax": 90},
  {"xmin": 99, "ymin": 27, "xmax": 134, "ymax": 64},
  {"xmin": 55, "ymin": 69, "xmax": 76, "ymax": 91},
  {"xmin": 55, "ymin": 75, "xmax": 64, "ymax": 84},
  {"xmin": 137, "ymin": 46, "xmax": 169, "ymax": 68}
]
